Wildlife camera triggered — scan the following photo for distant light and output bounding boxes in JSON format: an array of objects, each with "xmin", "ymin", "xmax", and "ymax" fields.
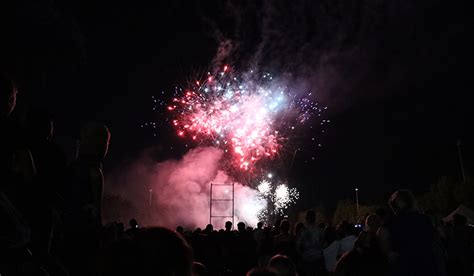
[
  {"xmin": 355, "ymin": 188, "xmax": 359, "ymax": 191},
  {"xmin": 267, "ymin": 173, "xmax": 273, "ymax": 179}
]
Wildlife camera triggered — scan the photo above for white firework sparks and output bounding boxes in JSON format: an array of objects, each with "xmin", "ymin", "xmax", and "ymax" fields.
[
  {"xmin": 256, "ymin": 178, "xmax": 299, "ymax": 218},
  {"xmin": 257, "ymin": 180, "xmax": 272, "ymax": 197},
  {"xmin": 274, "ymin": 184, "xmax": 299, "ymax": 214}
]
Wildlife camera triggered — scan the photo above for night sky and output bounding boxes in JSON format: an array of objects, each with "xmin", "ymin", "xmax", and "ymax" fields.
[{"xmin": 1, "ymin": 0, "xmax": 473, "ymax": 210}]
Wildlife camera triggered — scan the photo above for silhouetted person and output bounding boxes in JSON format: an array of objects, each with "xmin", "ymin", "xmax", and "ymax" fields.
[
  {"xmin": 296, "ymin": 210, "xmax": 324, "ymax": 276},
  {"xmin": 225, "ymin": 220, "xmax": 233, "ymax": 231},
  {"xmin": 238, "ymin": 221, "xmax": 246, "ymax": 232},
  {"xmin": 364, "ymin": 214, "xmax": 381, "ymax": 235},
  {"xmin": 274, "ymin": 220, "xmax": 296, "ymax": 259},
  {"xmin": 323, "ymin": 225, "xmax": 339, "ymax": 272},
  {"xmin": 25, "ymin": 109, "xmax": 67, "ymax": 260},
  {"xmin": 269, "ymin": 254, "xmax": 298, "ymax": 276},
  {"xmin": 336, "ymin": 221, "xmax": 356, "ymax": 257},
  {"xmin": 257, "ymin": 226, "xmax": 275, "ymax": 266},
  {"xmin": 235, "ymin": 222, "xmax": 257, "ymax": 274},
  {"xmin": 102, "ymin": 227, "xmax": 194, "ymax": 276},
  {"xmin": 0, "ymin": 74, "xmax": 35, "ymax": 274},
  {"xmin": 446, "ymin": 214, "xmax": 472, "ymax": 276},
  {"xmin": 193, "ymin": 261, "xmax": 208, "ymax": 276},
  {"xmin": 334, "ymin": 230, "xmax": 388, "ymax": 276},
  {"xmin": 294, "ymin": 222, "xmax": 305, "ymax": 238},
  {"xmin": 125, "ymin": 218, "xmax": 140, "ymax": 237},
  {"xmin": 63, "ymin": 122, "xmax": 110, "ymax": 276},
  {"xmin": 254, "ymin": 221, "xmax": 267, "ymax": 265},
  {"xmin": 377, "ymin": 190, "xmax": 439, "ymax": 276},
  {"xmin": 203, "ymin": 223, "xmax": 213, "ymax": 235}
]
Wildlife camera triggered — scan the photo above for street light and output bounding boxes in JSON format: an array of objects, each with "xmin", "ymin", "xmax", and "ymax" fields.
[
  {"xmin": 355, "ymin": 188, "xmax": 359, "ymax": 220},
  {"xmin": 149, "ymin": 189, "xmax": 153, "ymax": 207}
]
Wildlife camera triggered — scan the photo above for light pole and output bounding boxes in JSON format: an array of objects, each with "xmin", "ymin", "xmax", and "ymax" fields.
[
  {"xmin": 355, "ymin": 188, "xmax": 359, "ymax": 220},
  {"xmin": 149, "ymin": 189, "xmax": 153, "ymax": 207},
  {"xmin": 457, "ymin": 140, "xmax": 466, "ymax": 183}
]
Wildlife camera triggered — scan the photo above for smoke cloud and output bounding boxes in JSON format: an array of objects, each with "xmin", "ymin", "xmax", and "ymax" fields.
[{"xmin": 104, "ymin": 147, "xmax": 266, "ymax": 229}]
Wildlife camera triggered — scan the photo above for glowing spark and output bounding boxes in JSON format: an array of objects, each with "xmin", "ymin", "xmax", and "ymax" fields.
[
  {"xmin": 274, "ymin": 184, "xmax": 299, "ymax": 213},
  {"xmin": 257, "ymin": 180, "xmax": 272, "ymax": 197},
  {"xmin": 256, "ymin": 177, "xmax": 299, "ymax": 218}
]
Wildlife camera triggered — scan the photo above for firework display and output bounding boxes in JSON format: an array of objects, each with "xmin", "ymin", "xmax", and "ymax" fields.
[
  {"xmin": 155, "ymin": 65, "xmax": 329, "ymax": 221},
  {"xmin": 167, "ymin": 66, "xmax": 325, "ymax": 171},
  {"xmin": 256, "ymin": 178, "xmax": 300, "ymax": 219}
]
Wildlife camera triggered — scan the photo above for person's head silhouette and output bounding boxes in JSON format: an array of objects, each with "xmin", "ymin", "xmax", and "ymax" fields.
[
  {"xmin": 237, "ymin": 222, "xmax": 246, "ymax": 232},
  {"xmin": 0, "ymin": 74, "xmax": 17, "ymax": 117},
  {"xmin": 225, "ymin": 221, "xmax": 232, "ymax": 231},
  {"xmin": 204, "ymin": 223, "xmax": 213, "ymax": 233},
  {"xmin": 280, "ymin": 220, "xmax": 290, "ymax": 234},
  {"xmin": 103, "ymin": 227, "xmax": 194, "ymax": 276},
  {"xmin": 389, "ymin": 189, "xmax": 416, "ymax": 215},
  {"xmin": 129, "ymin": 218, "xmax": 138, "ymax": 229},
  {"xmin": 268, "ymin": 254, "xmax": 297, "ymax": 276},
  {"xmin": 77, "ymin": 123, "xmax": 110, "ymax": 161}
]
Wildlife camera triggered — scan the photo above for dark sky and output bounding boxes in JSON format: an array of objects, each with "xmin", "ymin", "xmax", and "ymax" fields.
[{"xmin": 1, "ymin": 0, "xmax": 473, "ymax": 209}]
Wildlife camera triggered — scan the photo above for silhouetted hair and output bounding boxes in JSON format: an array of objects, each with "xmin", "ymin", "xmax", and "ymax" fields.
[
  {"xmin": 268, "ymin": 254, "xmax": 297, "ymax": 276},
  {"xmin": 389, "ymin": 189, "xmax": 416, "ymax": 214},
  {"xmin": 129, "ymin": 218, "xmax": 138, "ymax": 228},
  {"xmin": 295, "ymin": 222, "xmax": 305, "ymax": 235},
  {"xmin": 204, "ymin": 224, "xmax": 213, "ymax": 232},
  {"xmin": 365, "ymin": 214, "xmax": 381, "ymax": 232},
  {"xmin": 280, "ymin": 219, "xmax": 290, "ymax": 233},
  {"xmin": 135, "ymin": 227, "xmax": 194, "ymax": 276},
  {"xmin": 193, "ymin": 262, "xmax": 208, "ymax": 276},
  {"xmin": 0, "ymin": 73, "xmax": 17, "ymax": 116}
]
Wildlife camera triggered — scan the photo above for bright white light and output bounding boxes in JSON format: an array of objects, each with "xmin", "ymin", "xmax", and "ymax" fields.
[
  {"xmin": 257, "ymin": 180, "xmax": 271, "ymax": 197},
  {"xmin": 267, "ymin": 173, "xmax": 273, "ymax": 179}
]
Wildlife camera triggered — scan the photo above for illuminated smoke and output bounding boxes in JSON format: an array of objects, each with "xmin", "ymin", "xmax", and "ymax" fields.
[{"xmin": 105, "ymin": 147, "xmax": 266, "ymax": 229}]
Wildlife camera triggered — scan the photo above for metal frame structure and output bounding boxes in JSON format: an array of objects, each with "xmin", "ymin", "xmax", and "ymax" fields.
[{"xmin": 209, "ymin": 182, "xmax": 234, "ymax": 228}]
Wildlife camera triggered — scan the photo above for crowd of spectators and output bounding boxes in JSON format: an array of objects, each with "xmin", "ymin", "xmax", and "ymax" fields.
[{"xmin": 1, "ymin": 74, "xmax": 473, "ymax": 275}]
